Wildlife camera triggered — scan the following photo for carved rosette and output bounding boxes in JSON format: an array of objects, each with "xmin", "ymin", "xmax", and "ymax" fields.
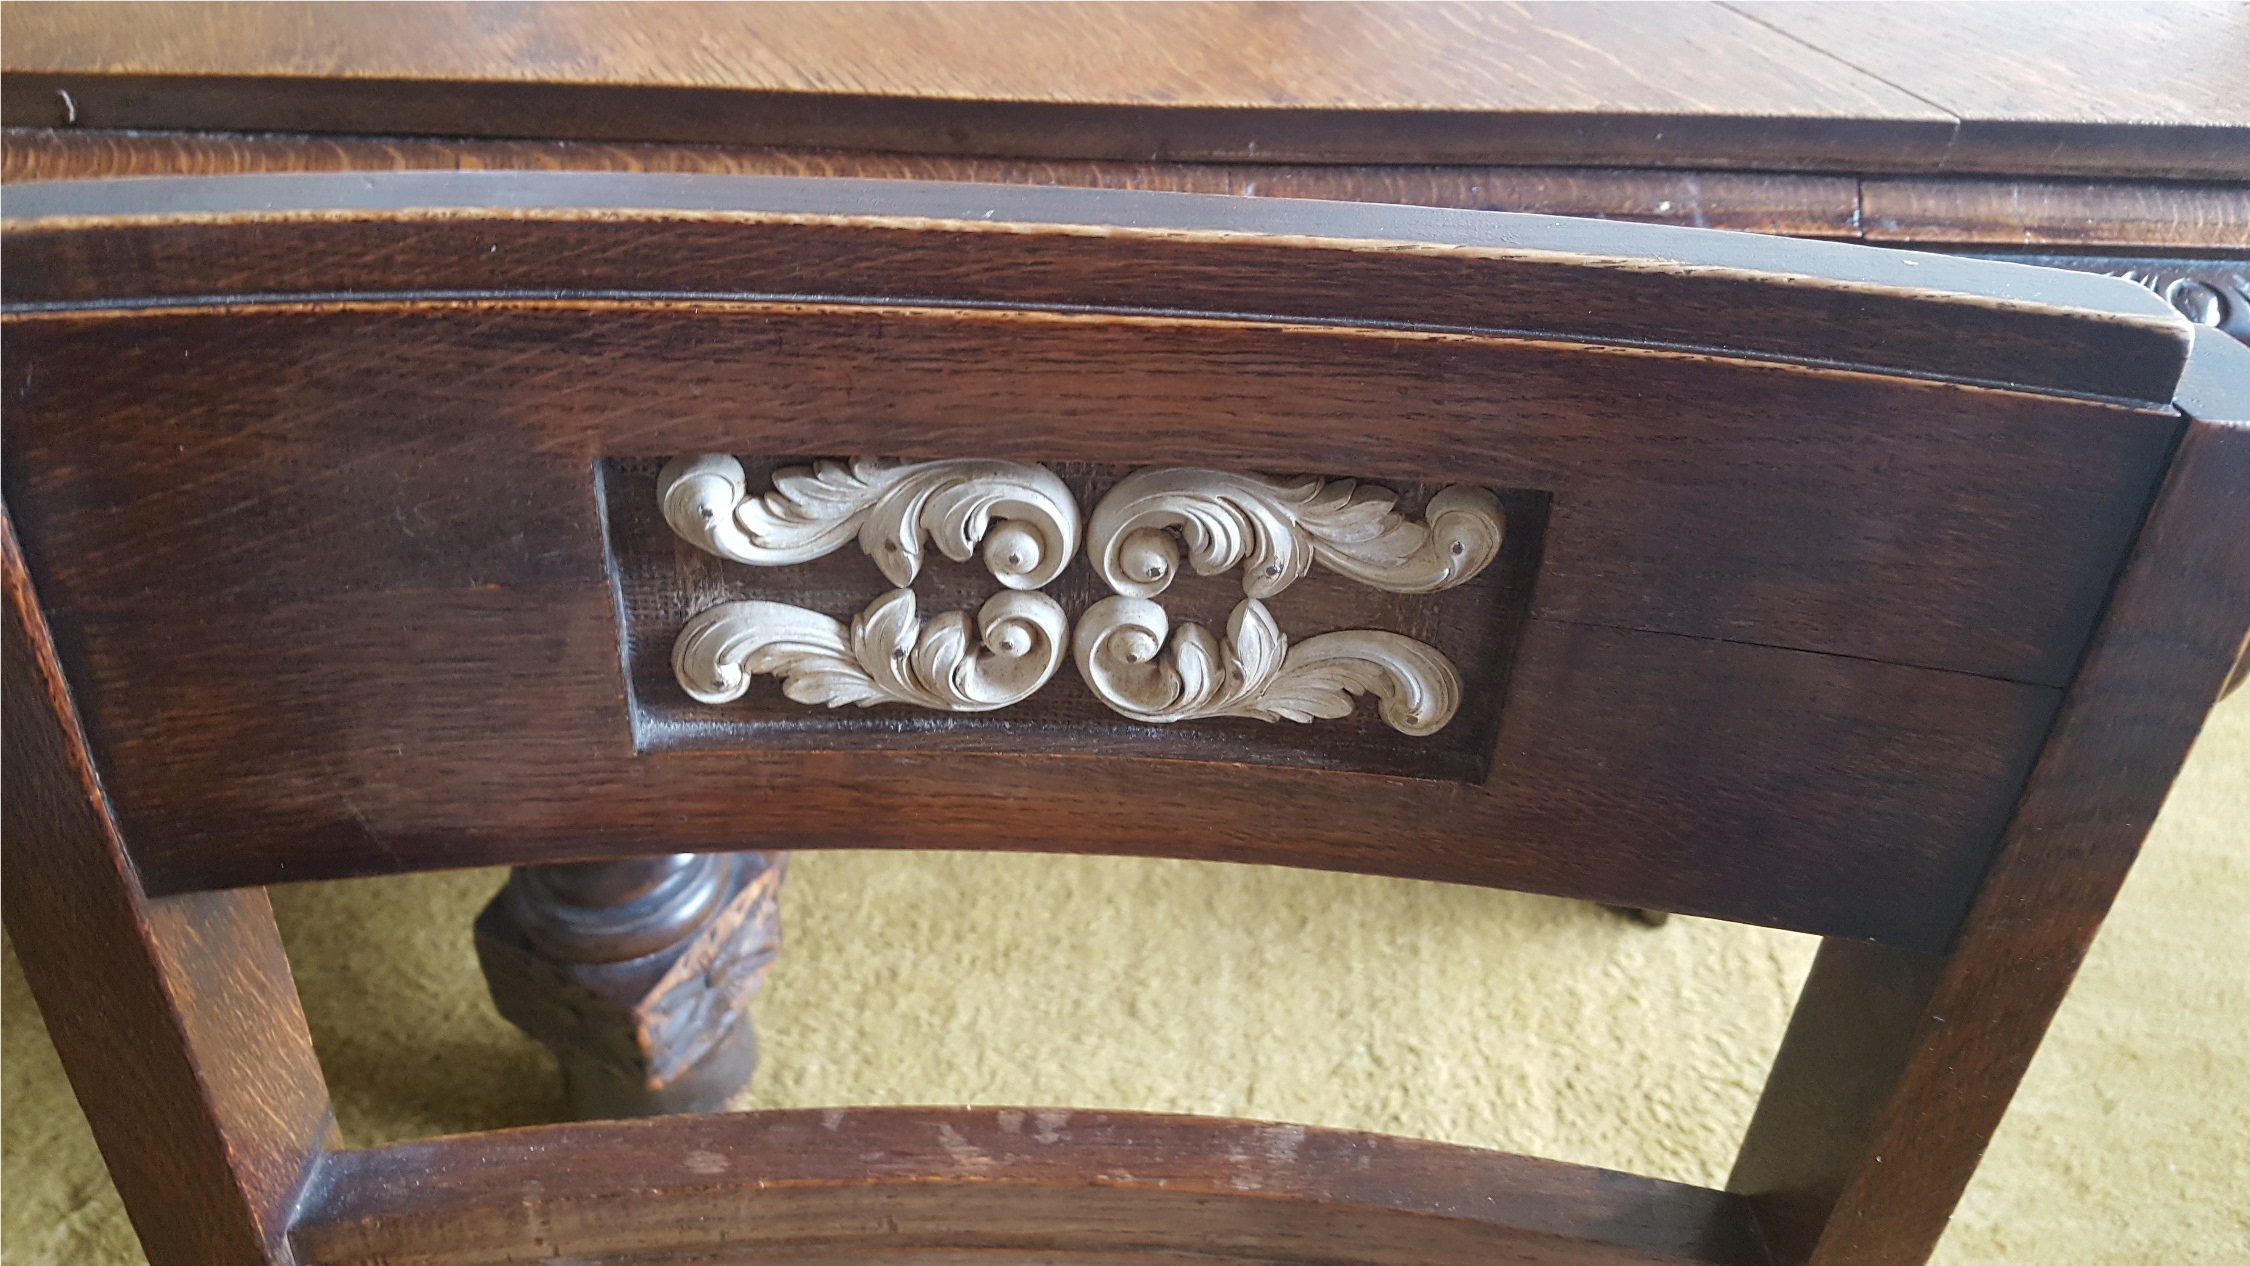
[
  {"xmin": 1086, "ymin": 467, "xmax": 1504, "ymax": 599},
  {"xmin": 659, "ymin": 454, "xmax": 1082, "ymax": 590},
  {"xmin": 674, "ymin": 588, "xmax": 1069, "ymax": 712},
  {"xmin": 1074, "ymin": 596, "xmax": 1461, "ymax": 736}
]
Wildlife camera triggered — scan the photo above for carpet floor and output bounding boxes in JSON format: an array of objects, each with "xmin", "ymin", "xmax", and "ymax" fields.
[{"xmin": 6, "ymin": 690, "xmax": 2245, "ymax": 1264}]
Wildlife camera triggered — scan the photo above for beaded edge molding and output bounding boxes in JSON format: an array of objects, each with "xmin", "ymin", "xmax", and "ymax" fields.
[{"xmin": 658, "ymin": 458, "xmax": 1504, "ymax": 735}]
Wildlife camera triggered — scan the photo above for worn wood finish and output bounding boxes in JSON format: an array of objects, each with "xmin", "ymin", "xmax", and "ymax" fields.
[
  {"xmin": 1730, "ymin": 329, "xmax": 2250, "ymax": 1264},
  {"xmin": 4, "ymin": 266, "xmax": 2161, "ymax": 945},
  {"xmin": 6, "ymin": 162, "xmax": 2241, "ymax": 1266},
  {"xmin": 0, "ymin": 127, "xmax": 1871, "ymax": 239},
  {"xmin": 8, "ymin": 1, "xmax": 2246, "ymax": 179},
  {"xmin": 475, "ymin": 851, "xmax": 785, "ymax": 1119},
  {"xmin": 0, "ymin": 510, "xmax": 336, "ymax": 1266},
  {"xmin": 0, "ymin": 296, "xmax": 2168, "ymax": 684},
  {"xmin": 291, "ymin": 1107, "xmax": 1772, "ymax": 1266},
  {"xmin": 1960, "ymin": 255, "xmax": 2250, "ymax": 347},
  {"xmin": 1861, "ymin": 178, "xmax": 2250, "ymax": 253},
  {"xmin": 11, "ymin": 131, "xmax": 2243, "ymax": 264},
  {"xmin": 15, "ymin": 132, "xmax": 2250, "ymax": 258},
  {"xmin": 0, "ymin": 171, "xmax": 2193, "ymax": 404},
  {"xmin": 0, "ymin": 177, "xmax": 2186, "ymax": 946}
]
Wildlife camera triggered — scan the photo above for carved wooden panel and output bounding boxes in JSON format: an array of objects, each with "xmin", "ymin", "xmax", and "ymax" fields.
[{"xmin": 603, "ymin": 458, "xmax": 1549, "ymax": 783}]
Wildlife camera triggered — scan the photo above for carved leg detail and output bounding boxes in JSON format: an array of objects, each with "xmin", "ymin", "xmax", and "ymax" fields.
[{"xmin": 474, "ymin": 851, "xmax": 785, "ymax": 1120}]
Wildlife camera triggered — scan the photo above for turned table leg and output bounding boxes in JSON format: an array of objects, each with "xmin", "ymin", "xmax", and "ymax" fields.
[{"xmin": 474, "ymin": 851, "xmax": 785, "ymax": 1119}]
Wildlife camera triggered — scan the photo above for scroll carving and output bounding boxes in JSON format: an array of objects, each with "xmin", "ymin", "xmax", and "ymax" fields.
[
  {"xmin": 659, "ymin": 454, "xmax": 1082, "ymax": 590},
  {"xmin": 657, "ymin": 456, "xmax": 1498, "ymax": 737},
  {"xmin": 1086, "ymin": 468, "xmax": 1504, "ymax": 599},
  {"xmin": 673, "ymin": 588, "xmax": 1069, "ymax": 712},
  {"xmin": 1073, "ymin": 595, "xmax": 1461, "ymax": 736}
]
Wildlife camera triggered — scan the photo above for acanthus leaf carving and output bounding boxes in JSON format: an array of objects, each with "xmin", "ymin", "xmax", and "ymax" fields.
[
  {"xmin": 1086, "ymin": 467, "xmax": 1504, "ymax": 599},
  {"xmin": 1072, "ymin": 595, "xmax": 1461, "ymax": 736},
  {"xmin": 659, "ymin": 454, "xmax": 1081, "ymax": 590},
  {"xmin": 674, "ymin": 588, "xmax": 1069, "ymax": 712}
]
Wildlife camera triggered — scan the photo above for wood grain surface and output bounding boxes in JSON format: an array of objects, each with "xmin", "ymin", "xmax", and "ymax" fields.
[
  {"xmin": 1728, "ymin": 1, "xmax": 2250, "ymax": 179},
  {"xmin": 0, "ymin": 176, "xmax": 2198, "ymax": 950},
  {"xmin": 1861, "ymin": 178, "xmax": 2250, "ymax": 252},
  {"xmin": 291, "ymin": 1106, "xmax": 1772, "ymax": 1266},
  {"xmin": 0, "ymin": 171, "xmax": 2193, "ymax": 404},
  {"xmin": 1, "ymin": 511, "xmax": 336, "ymax": 1266},
  {"xmin": 1733, "ymin": 1, "xmax": 2250, "ymax": 124},
  {"xmin": 0, "ymin": 128, "xmax": 1871, "ymax": 240},
  {"xmin": 3, "ymin": 223, "xmax": 2176, "ymax": 948},
  {"xmin": 4, "ymin": 1, "xmax": 2243, "ymax": 177},
  {"xmin": 10, "ymin": 130, "xmax": 2246, "ymax": 260},
  {"xmin": 1959, "ymin": 256, "xmax": 2250, "ymax": 347},
  {"xmin": 2, "ymin": 31, "xmax": 2241, "ymax": 1266},
  {"xmin": 1730, "ymin": 329, "xmax": 2250, "ymax": 1264},
  {"xmin": 0, "ymin": 1, "xmax": 1931, "ymax": 113}
]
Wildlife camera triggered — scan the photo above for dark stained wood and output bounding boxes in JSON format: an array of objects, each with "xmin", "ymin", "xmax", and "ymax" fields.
[
  {"xmin": 1861, "ymin": 179, "xmax": 2250, "ymax": 252},
  {"xmin": 1956, "ymin": 256, "xmax": 2250, "ymax": 347},
  {"xmin": 475, "ymin": 851, "xmax": 785, "ymax": 1119},
  {"xmin": 1729, "ymin": 328, "xmax": 2250, "ymax": 1264},
  {"xmin": 0, "ymin": 290, "xmax": 2172, "ymax": 684},
  {"xmin": 6, "ymin": 161, "xmax": 2238, "ymax": 1266},
  {"xmin": 17, "ymin": 581, "xmax": 2059, "ymax": 949},
  {"xmin": 0, "ymin": 508, "xmax": 337, "ymax": 1266},
  {"xmin": 1, "ymin": 171, "xmax": 2193, "ymax": 404},
  {"xmin": 0, "ymin": 127, "xmax": 1869, "ymax": 239},
  {"xmin": 4, "ymin": 277, "xmax": 2140, "ymax": 948},
  {"xmin": 291, "ymin": 1107, "xmax": 1773, "ymax": 1266},
  {"xmin": 1725, "ymin": 938, "xmax": 1947, "ymax": 1262},
  {"xmin": 0, "ymin": 285, "xmax": 2169, "ymax": 688}
]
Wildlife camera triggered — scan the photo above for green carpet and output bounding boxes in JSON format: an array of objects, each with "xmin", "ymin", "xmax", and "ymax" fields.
[{"xmin": 7, "ymin": 690, "xmax": 2246, "ymax": 1264}]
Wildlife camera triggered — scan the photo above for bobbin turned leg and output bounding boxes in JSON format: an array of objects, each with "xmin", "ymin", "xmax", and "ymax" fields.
[{"xmin": 474, "ymin": 851, "xmax": 785, "ymax": 1120}]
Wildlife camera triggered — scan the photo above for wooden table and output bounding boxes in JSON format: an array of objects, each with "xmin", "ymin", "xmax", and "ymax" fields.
[{"xmin": 6, "ymin": 2, "xmax": 2245, "ymax": 338}]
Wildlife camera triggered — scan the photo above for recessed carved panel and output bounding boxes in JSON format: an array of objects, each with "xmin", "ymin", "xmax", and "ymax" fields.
[{"xmin": 602, "ymin": 459, "xmax": 1548, "ymax": 782}]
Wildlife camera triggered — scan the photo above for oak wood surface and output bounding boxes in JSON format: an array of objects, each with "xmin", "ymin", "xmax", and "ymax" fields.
[
  {"xmin": 0, "ymin": 171, "xmax": 2192, "ymax": 404},
  {"xmin": 1732, "ymin": 1, "xmax": 2250, "ymax": 125},
  {"xmin": 0, "ymin": 128, "xmax": 1871, "ymax": 240},
  {"xmin": 0, "ymin": 280, "xmax": 2173, "ymax": 684},
  {"xmin": 1, "ymin": 110, "xmax": 2240, "ymax": 1266},
  {"xmin": 0, "ymin": 178, "xmax": 2189, "ymax": 947},
  {"xmin": 2, "ymin": 276, "xmax": 2147, "ymax": 948},
  {"xmin": 291, "ymin": 1107, "xmax": 1772, "ymax": 1266},
  {"xmin": 1729, "ymin": 328, "xmax": 2250, "ymax": 1264},
  {"xmin": 9, "ymin": 130, "xmax": 2244, "ymax": 262},
  {"xmin": 4, "ymin": 2, "xmax": 2244, "ymax": 178},
  {"xmin": 1, "ymin": 510, "xmax": 336, "ymax": 1266},
  {"xmin": 0, "ymin": 0, "xmax": 1945, "ymax": 172},
  {"xmin": 1860, "ymin": 178, "xmax": 2250, "ymax": 253},
  {"xmin": 1959, "ymin": 256, "xmax": 2250, "ymax": 347}
]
